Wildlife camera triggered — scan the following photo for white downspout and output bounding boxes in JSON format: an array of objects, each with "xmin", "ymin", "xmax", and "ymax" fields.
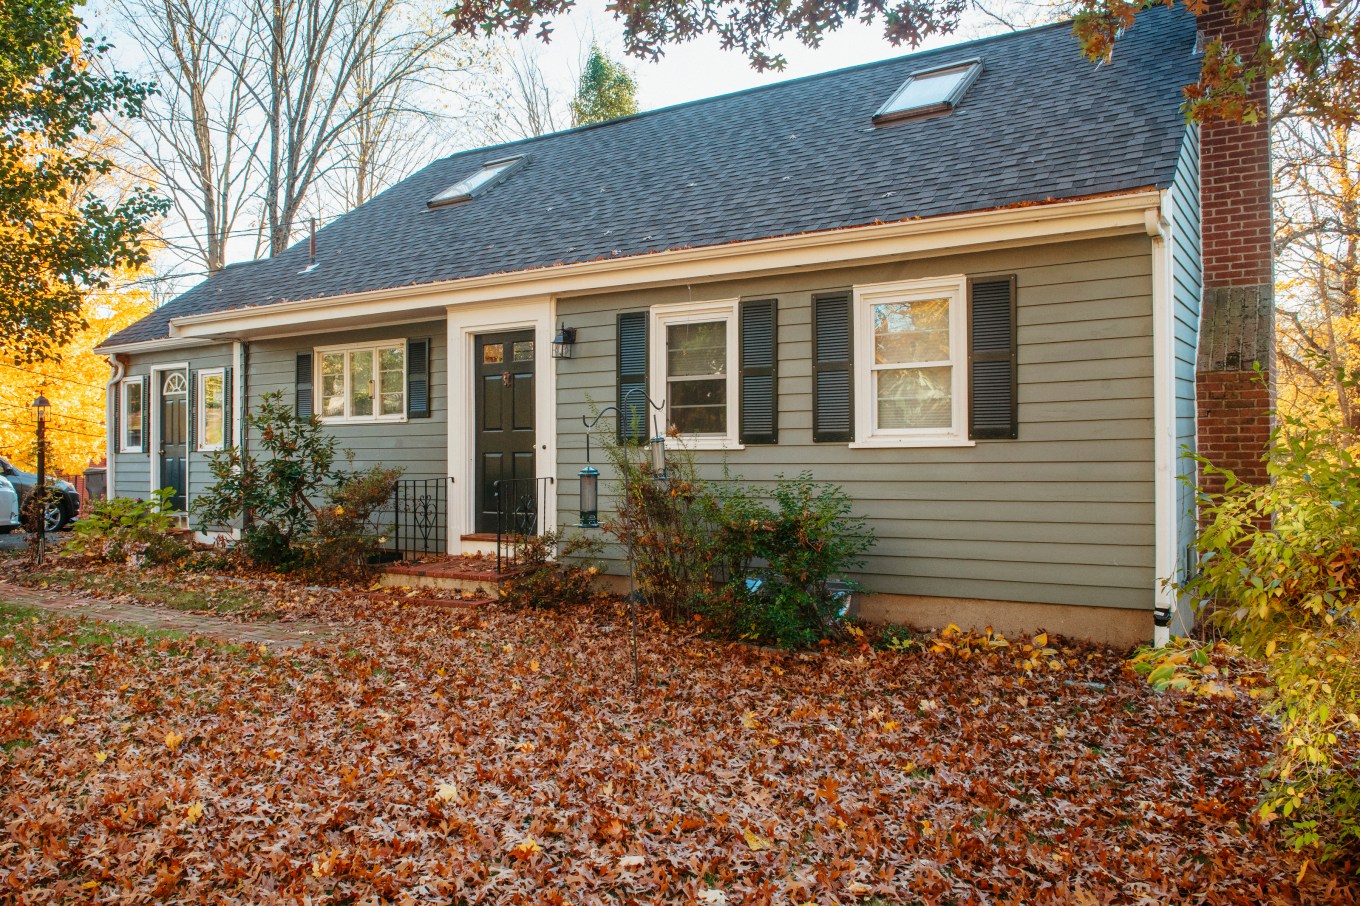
[
  {"xmin": 104, "ymin": 355, "xmax": 127, "ymax": 499},
  {"xmin": 1147, "ymin": 202, "xmax": 1177, "ymax": 647}
]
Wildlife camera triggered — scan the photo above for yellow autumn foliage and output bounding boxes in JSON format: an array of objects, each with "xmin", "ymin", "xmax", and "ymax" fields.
[{"xmin": 0, "ymin": 275, "xmax": 153, "ymax": 474}]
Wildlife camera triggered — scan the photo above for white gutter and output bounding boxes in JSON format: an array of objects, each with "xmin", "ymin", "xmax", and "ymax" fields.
[
  {"xmin": 163, "ymin": 191, "xmax": 1162, "ymax": 341},
  {"xmin": 104, "ymin": 355, "xmax": 126, "ymax": 499},
  {"xmin": 93, "ymin": 337, "xmax": 218, "ymax": 356}
]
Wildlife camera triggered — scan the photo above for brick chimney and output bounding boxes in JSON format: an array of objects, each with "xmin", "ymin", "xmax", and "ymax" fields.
[{"xmin": 1195, "ymin": 2, "xmax": 1274, "ymax": 495}]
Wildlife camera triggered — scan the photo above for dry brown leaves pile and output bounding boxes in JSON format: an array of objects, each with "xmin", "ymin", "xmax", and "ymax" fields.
[{"xmin": 1, "ymin": 585, "xmax": 1357, "ymax": 904}]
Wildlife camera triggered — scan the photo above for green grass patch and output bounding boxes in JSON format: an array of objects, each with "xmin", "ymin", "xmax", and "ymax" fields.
[{"xmin": 37, "ymin": 567, "xmax": 256, "ymax": 615}]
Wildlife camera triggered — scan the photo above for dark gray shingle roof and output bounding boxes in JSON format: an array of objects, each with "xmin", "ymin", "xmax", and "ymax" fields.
[{"xmin": 106, "ymin": 5, "xmax": 1199, "ymax": 346}]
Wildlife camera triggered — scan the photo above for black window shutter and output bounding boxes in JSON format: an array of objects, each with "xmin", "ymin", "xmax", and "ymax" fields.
[
  {"xmin": 222, "ymin": 367, "xmax": 233, "ymax": 448},
  {"xmin": 113, "ymin": 380, "xmax": 121, "ymax": 453},
  {"xmin": 968, "ymin": 275, "xmax": 1018, "ymax": 440},
  {"xmin": 188, "ymin": 369, "xmax": 197, "ymax": 452},
  {"xmin": 407, "ymin": 338, "xmax": 431, "ymax": 418},
  {"xmin": 813, "ymin": 292, "xmax": 853, "ymax": 443},
  {"xmin": 295, "ymin": 352, "xmax": 314, "ymax": 419},
  {"xmin": 617, "ymin": 311, "xmax": 649, "ymax": 443},
  {"xmin": 739, "ymin": 298, "xmax": 778, "ymax": 444}
]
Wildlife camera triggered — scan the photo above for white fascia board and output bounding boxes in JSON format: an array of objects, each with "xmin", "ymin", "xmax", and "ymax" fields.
[
  {"xmin": 93, "ymin": 337, "xmax": 220, "ymax": 355},
  {"xmin": 168, "ymin": 191, "xmax": 1162, "ymax": 341}
]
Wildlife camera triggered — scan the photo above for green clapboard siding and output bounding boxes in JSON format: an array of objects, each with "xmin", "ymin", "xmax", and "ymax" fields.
[
  {"xmin": 247, "ymin": 322, "xmax": 448, "ymax": 482},
  {"xmin": 1169, "ymin": 127, "xmax": 1202, "ymax": 592},
  {"xmin": 113, "ymin": 343, "xmax": 235, "ymax": 507},
  {"xmin": 554, "ymin": 234, "xmax": 1158, "ymax": 611}
]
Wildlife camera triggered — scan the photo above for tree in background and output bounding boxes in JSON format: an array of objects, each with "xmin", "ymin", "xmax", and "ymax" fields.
[
  {"xmin": 0, "ymin": 0, "xmax": 164, "ymax": 363},
  {"xmin": 1275, "ymin": 118, "xmax": 1360, "ymax": 434},
  {"xmin": 569, "ymin": 44, "xmax": 638, "ymax": 127},
  {"xmin": 0, "ymin": 274, "xmax": 154, "ymax": 474}
]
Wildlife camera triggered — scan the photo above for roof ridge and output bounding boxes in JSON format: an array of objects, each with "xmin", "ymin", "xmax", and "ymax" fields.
[{"xmin": 437, "ymin": 15, "xmax": 1081, "ymax": 161}]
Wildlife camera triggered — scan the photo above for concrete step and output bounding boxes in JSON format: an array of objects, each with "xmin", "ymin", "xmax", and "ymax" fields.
[{"xmin": 380, "ymin": 555, "xmax": 523, "ymax": 594}]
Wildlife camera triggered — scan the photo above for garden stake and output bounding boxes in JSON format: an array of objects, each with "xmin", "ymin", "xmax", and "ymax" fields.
[{"xmin": 580, "ymin": 388, "xmax": 666, "ymax": 700}]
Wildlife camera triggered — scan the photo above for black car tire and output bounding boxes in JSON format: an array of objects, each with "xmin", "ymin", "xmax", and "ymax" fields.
[{"xmin": 0, "ymin": 526, "xmax": 13, "ymax": 534}]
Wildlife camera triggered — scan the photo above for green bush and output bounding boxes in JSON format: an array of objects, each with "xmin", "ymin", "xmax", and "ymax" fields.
[
  {"xmin": 194, "ymin": 392, "xmax": 401, "ymax": 574},
  {"xmin": 64, "ymin": 488, "xmax": 186, "ymax": 565},
  {"xmin": 303, "ymin": 467, "xmax": 403, "ymax": 580},
  {"xmin": 596, "ymin": 421, "xmax": 874, "ymax": 648},
  {"xmin": 1180, "ymin": 404, "xmax": 1360, "ymax": 861},
  {"xmin": 708, "ymin": 473, "xmax": 873, "ymax": 648},
  {"xmin": 498, "ymin": 529, "xmax": 604, "ymax": 609}
]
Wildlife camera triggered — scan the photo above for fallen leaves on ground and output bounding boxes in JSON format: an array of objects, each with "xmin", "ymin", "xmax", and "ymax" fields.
[{"xmin": 0, "ymin": 584, "xmax": 1356, "ymax": 903}]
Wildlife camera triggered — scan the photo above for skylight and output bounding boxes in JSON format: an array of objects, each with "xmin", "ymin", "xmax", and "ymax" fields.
[
  {"xmin": 874, "ymin": 60, "xmax": 981, "ymax": 123},
  {"xmin": 428, "ymin": 156, "xmax": 524, "ymax": 207}
]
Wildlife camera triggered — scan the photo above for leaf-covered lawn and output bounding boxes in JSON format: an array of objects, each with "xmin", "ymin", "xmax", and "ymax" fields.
[{"xmin": 0, "ymin": 596, "xmax": 1353, "ymax": 904}]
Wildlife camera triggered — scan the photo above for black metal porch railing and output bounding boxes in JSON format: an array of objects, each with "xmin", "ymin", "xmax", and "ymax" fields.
[
  {"xmin": 493, "ymin": 476, "xmax": 554, "ymax": 572},
  {"xmin": 384, "ymin": 478, "xmax": 448, "ymax": 557}
]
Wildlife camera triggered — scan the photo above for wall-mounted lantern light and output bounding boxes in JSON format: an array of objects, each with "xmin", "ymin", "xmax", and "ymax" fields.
[
  {"xmin": 551, "ymin": 324, "xmax": 577, "ymax": 359},
  {"xmin": 577, "ymin": 465, "xmax": 600, "ymax": 528}
]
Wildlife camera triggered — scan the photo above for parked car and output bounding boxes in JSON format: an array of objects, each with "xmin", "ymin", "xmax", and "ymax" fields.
[
  {"xmin": 0, "ymin": 473, "xmax": 18, "ymax": 534},
  {"xmin": 0, "ymin": 454, "xmax": 80, "ymax": 532}
]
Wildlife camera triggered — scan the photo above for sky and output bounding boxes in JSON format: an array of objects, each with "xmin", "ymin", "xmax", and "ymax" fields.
[{"xmin": 513, "ymin": 0, "xmax": 1046, "ymax": 113}]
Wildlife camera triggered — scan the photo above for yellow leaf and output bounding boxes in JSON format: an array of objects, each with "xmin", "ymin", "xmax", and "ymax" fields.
[
  {"xmin": 184, "ymin": 801, "xmax": 204, "ymax": 823},
  {"xmin": 1033, "ymin": 632, "xmax": 1048, "ymax": 648},
  {"xmin": 81, "ymin": 881, "xmax": 98, "ymax": 890},
  {"xmin": 742, "ymin": 827, "xmax": 773, "ymax": 851},
  {"xmin": 164, "ymin": 731, "xmax": 184, "ymax": 751},
  {"xmin": 529, "ymin": 659, "xmax": 539, "ymax": 673},
  {"xmin": 741, "ymin": 710, "xmax": 761, "ymax": 730},
  {"xmin": 60, "ymin": 715, "xmax": 75, "ymax": 726},
  {"xmin": 511, "ymin": 837, "xmax": 542, "ymax": 858},
  {"xmin": 94, "ymin": 751, "xmax": 108, "ymax": 764},
  {"xmin": 1266, "ymin": 639, "xmax": 1277, "ymax": 658},
  {"xmin": 436, "ymin": 783, "xmax": 458, "ymax": 803}
]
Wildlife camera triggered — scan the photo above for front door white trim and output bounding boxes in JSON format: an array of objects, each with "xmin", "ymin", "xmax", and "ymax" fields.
[
  {"xmin": 148, "ymin": 362, "xmax": 189, "ymax": 510},
  {"xmin": 446, "ymin": 296, "xmax": 556, "ymax": 552}
]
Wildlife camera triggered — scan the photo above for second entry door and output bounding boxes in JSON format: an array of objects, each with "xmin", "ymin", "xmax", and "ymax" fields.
[{"xmin": 474, "ymin": 331, "xmax": 535, "ymax": 533}]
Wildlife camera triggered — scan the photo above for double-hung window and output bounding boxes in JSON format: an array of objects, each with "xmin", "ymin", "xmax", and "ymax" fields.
[
  {"xmin": 120, "ymin": 378, "xmax": 145, "ymax": 452},
  {"xmin": 316, "ymin": 342, "xmax": 406, "ymax": 423},
  {"xmin": 853, "ymin": 276, "xmax": 970, "ymax": 447},
  {"xmin": 197, "ymin": 369, "xmax": 226, "ymax": 451},
  {"xmin": 650, "ymin": 300, "xmax": 740, "ymax": 449}
]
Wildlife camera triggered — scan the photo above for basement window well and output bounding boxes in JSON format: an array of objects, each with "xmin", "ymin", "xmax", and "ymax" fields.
[
  {"xmin": 428, "ymin": 156, "xmax": 525, "ymax": 207},
  {"xmin": 874, "ymin": 60, "xmax": 981, "ymax": 123}
]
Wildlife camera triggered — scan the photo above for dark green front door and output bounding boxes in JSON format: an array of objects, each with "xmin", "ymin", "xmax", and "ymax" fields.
[
  {"xmin": 474, "ymin": 331, "xmax": 535, "ymax": 533},
  {"xmin": 159, "ymin": 370, "xmax": 188, "ymax": 512}
]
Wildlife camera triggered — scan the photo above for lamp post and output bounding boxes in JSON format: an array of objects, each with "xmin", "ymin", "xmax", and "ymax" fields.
[{"xmin": 31, "ymin": 394, "xmax": 50, "ymax": 565}]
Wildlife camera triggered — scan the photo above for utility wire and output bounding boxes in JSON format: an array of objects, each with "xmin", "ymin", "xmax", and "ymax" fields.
[
  {"xmin": 0, "ymin": 362, "xmax": 107, "ymax": 391},
  {"xmin": 0, "ymin": 402, "xmax": 105, "ymax": 427},
  {"xmin": 0, "ymin": 421, "xmax": 105, "ymax": 441}
]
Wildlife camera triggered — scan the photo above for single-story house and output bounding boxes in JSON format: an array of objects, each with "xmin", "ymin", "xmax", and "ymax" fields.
[{"xmin": 96, "ymin": 3, "xmax": 1274, "ymax": 647}]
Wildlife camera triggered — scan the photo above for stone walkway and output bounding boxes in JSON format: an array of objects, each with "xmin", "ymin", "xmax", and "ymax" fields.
[{"xmin": 0, "ymin": 582, "xmax": 336, "ymax": 649}]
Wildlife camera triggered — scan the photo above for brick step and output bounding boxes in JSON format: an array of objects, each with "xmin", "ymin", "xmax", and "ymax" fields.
[{"xmin": 380, "ymin": 555, "xmax": 524, "ymax": 594}]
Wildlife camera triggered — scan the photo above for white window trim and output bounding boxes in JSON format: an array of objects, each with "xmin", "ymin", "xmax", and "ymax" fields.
[
  {"xmin": 196, "ymin": 367, "xmax": 227, "ymax": 452},
  {"xmin": 314, "ymin": 339, "xmax": 409, "ymax": 425},
  {"xmin": 119, "ymin": 377, "xmax": 145, "ymax": 453},
  {"xmin": 851, "ymin": 275, "xmax": 975, "ymax": 449},
  {"xmin": 649, "ymin": 299, "xmax": 743, "ymax": 451}
]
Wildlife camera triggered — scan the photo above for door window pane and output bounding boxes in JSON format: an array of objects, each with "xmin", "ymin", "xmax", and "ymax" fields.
[
  {"xmin": 666, "ymin": 321, "xmax": 726, "ymax": 435},
  {"xmin": 202, "ymin": 373, "xmax": 224, "ymax": 447},
  {"xmin": 512, "ymin": 340, "xmax": 534, "ymax": 362},
  {"xmin": 876, "ymin": 366, "xmax": 953, "ymax": 429},
  {"xmin": 379, "ymin": 346, "xmax": 405, "ymax": 416},
  {"xmin": 321, "ymin": 353, "xmax": 345, "ymax": 417},
  {"xmin": 349, "ymin": 350, "xmax": 374, "ymax": 417},
  {"xmin": 873, "ymin": 298, "xmax": 950, "ymax": 364},
  {"xmin": 482, "ymin": 343, "xmax": 504, "ymax": 365}
]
